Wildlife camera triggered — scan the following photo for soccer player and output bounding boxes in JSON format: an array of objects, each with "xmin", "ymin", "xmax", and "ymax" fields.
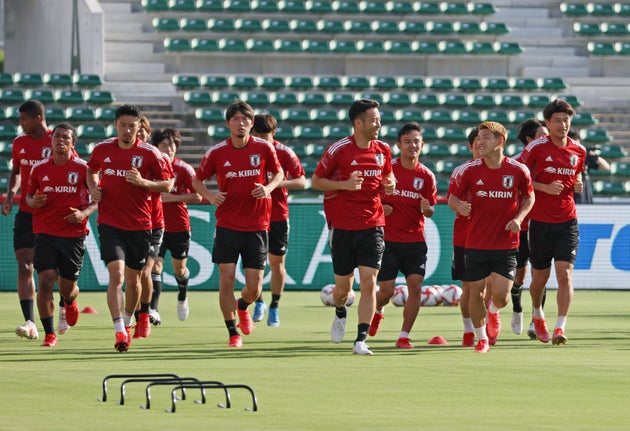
[
  {"xmin": 192, "ymin": 101, "xmax": 283, "ymax": 348},
  {"xmin": 26, "ymin": 123, "xmax": 97, "ymax": 347},
  {"xmin": 448, "ymin": 121, "xmax": 534, "ymax": 353},
  {"xmin": 150, "ymin": 127, "xmax": 201, "ymax": 325},
  {"xmin": 448, "ymin": 128, "xmax": 481, "ymax": 347},
  {"xmin": 519, "ymin": 100, "xmax": 586, "ymax": 345},
  {"xmin": 2, "ymin": 100, "xmax": 51, "ymax": 340},
  {"xmin": 87, "ymin": 105, "xmax": 174, "ymax": 352},
  {"xmin": 250, "ymin": 114, "xmax": 307, "ymax": 327},
  {"xmin": 512, "ymin": 119, "xmax": 549, "ymax": 337},
  {"xmin": 367, "ymin": 122, "xmax": 437, "ymax": 349},
  {"xmin": 311, "ymin": 99, "xmax": 395, "ymax": 355}
]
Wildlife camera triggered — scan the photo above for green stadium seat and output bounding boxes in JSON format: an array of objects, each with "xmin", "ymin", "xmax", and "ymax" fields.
[
  {"xmin": 231, "ymin": 76, "xmax": 259, "ymax": 89},
  {"xmin": 263, "ymin": 19, "xmax": 292, "ymax": 33},
  {"xmin": 484, "ymin": 77, "xmax": 511, "ymax": 91},
  {"xmin": 613, "ymin": 162, "xmax": 630, "ymax": 177},
  {"xmin": 390, "ymin": 0, "xmax": 416, "ymax": 14},
  {"xmin": 602, "ymin": 23, "xmax": 630, "ymax": 37},
  {"xmin": 471, "ymin": 2, "xmax": 495, "ymax": 15},
  {"xmin": 164, "ymin": 37, "xmax": 192, "ymax": 52},
  {"xmin": 221, "ymin": 38, "xmax": 248, "ymax": 51},
  {"xmin": 558, "ymin": 95, "xmax": 582, "ymax": 107},
  {"xmin": 374, "ymin": 20, "xmax": 400, "ymax": 34},
  {"xmin": 331, "ymin": 40, "xmax": 358, "ymax": 53},
  {"xmin": 499, "ymin": 94, "xmax": 526, "ymax": 108},
  {"xmin": 260, "ymin": 76, "xmax": 286, "ymax": 89},
  {"xmin": 74, "ymin": 74, "xmax": 103, "ymax": 88},
  {"xmin": 573, "ymin": 22, "xmax": 602, "ymax": 36},
  {"xmin": 196, "ymin": 108, "xmax": 225, "ymax": 122},
  {"xmin": 456, "ymin": 110, "xmax": 482, "ymax": 124},
  {"xmin": 416, "ymin": 41, "xmax": 440, "ymax": 54},
  {"xmin": 309, "ymin": 0, "xmax": 334, "ymax": 13},
  {"xmin": 55, "ymin": 89, "xmax": 84, "ymax": 104},
  {"xmin": 580, "ymin": 129, "xmax": 612, "ymax": 143},
  {"xmin": 398, "ymin": 109, "xmax": 423, "ymax": 123},
  {"xmin": 588, "ymin": 3, "xmax": 616, "ymax": 16},
  {"xmin": 273, "ymin": 91, "xmax": 301, "ymax": 105},
  {"xmin": 485, "ymin": 110, "xmax": 511, "ymax": 124},
  {"xmin": 207, "ymin": 124, "xmax": 231, "ymax": 141},
  {"xmin": 281, "ymin": 0, "xmax": 308, "ymax": 13},
  {"xmin": 335, "ymin": 0, "xmax": 361, "ymax": 14},
  {"xmin": 184, "ymin": 91, "xmax": 213, "ymax": 105},
  {"xmin": 424, "ymin": 143, "xmax": 453, "ymax": 158},
  {"xmin": 0, "ymin": 108, "xmax": 8, "ymax": 121},
  {"xmin": 484, "ymin": 22, "xmax": 509, "ymax": 35},
  {"xmin": 416, "ymin": 93, "xmax": 440, "ymax": 107},
  {"xmin": 197, "ymin": 0, "xmax": 224, "ymax": 11},
  {"xmin": 304, "ymin": 40, "xmax": 331, "ymax": 53},
  {"xmin": 440, "ymin": 40, "xmax": 468, "ymax": 54},
  {"xmin": 540, "ymin": 77, "xmax": 566, "ymax": 91},
  {"xmin": 373, "ymin": 76, "xmax": 399, "ymax": 90},
  {"xmin": 277, "ymin": 39, "xmax": 304, "ymax": 52},
  {"xmin": 95, "ymin": 107, "xmax": 117, "ymax": 122},
  {"xmin": 192, "ymin": 38, "xmax": 219, "ymax": 52},
  {"xmin": 248, "ymin": 39, "xmax": 276, "ymax": 52},
  {"xmin": 310, "ymin": 107, "xmax": 339, "ymax": 123},
  {"xmin": 245, "ymin": 91, "xmax": 271, "ymax": 106},
  {"xmin": 327, "ymin": 124, "xmax": 352, "ymax": 139},
  {"xmin": 401, "ymin": 76, "xmax": 426, "ymax": 89},
  {"xmin": 617, "ymin": 42, "xmax": 630, "ymax": 55},
  {"xmin": 386, "ymin": 40, "xmax": 413, "ymax": 54},
  {"xmin": 496, "ymin": 42, "xmax": 523, "ymax": 55},
  {"xmin": 43, "ymin": 73, "xmax": 72, "ymax": 87},
  {"xmin": 153, "ymin": 17, "xmax": 180, "ymax": 32},
  {"xmin": 172, "ymin": 75, "xmax": 201, "ymax": 89},
  {"xmin": 598, "ymin": 144, "xmax": 627, "ymax": 159},
  {"xmin": 444, "ymin": 2, "xmax": 470, "ymax": 14},
  {"xmin": 0, "ymin": 72, "xmax": 13, "ymax": 87},
  {"xmin": 421, "ymin": 126, "xmax": 440, "ymax": 140},
  {"xmin": 511, "ymin": 78, "xmax": 538, "ymax": 91},
  {"xmin": 593, "ymin": 180, "xmax": 629, "ymax": 195},
  {"xmin": 451, "ymin": 143, "xmax": 471, "ymax": 157},
  {"xmin": 560, "ymin": 2, "xmax": 587, "ymax": 16},
  {"xmin": 209, "ymin": 18, "xmax": 236, "ymax": 32},
  {"xmin": 587, "ymin": 42, "xmax": 617, "ymax": 56},
  {"xmin": 318, "ymin": 19, "xmax": 345, "ymax": 33},
  {"xmin": 388, "ymin": 92, "xmax": 414, "ymax": 106},
  {"xmin": 141, "ymin": 0, "xmax": 169, "ymax": 11},
  {"xmin": 213, "ymin": 90, "xmax": 242, "ymax": 105},
  {"xmin": 362, "ymin": 1, "xmax": 389, "ymax": 14},
  {"xmin": 287, "ymin": 143, "xmax": 314, "ymax": 157},
  {"xmin": 14, "ymin": 73, "xmax": 44, "ymax": 87},
  {"xmin": 429, "ymin": 21, "xmax": 455, "ymax": 35},
  {"xmin": 181, "ymin": 18, "xmax": 209, "ymax": 32},
  {"xmin": 86, "ymin": 90, "xmax": 114, "ymax": 104},
  {"xmin": 513, "ymin": 110, "xmax": 538, "ymax": 124},
  {"xmin": 348, "ymin": 20, "xmax": 373, "ymax": 33},
  {"xmin": 344, "ymin": 76, "xmax": 371, "ymax": 89},
  {"xmin": 456, "ymin": 21, "xmax": 484, "ymax": 35},
  {"xmin": 381, "ymin": 109, "xmax": 399, "ymax": 123},
  {"xmin": 43, "ymin": 107, "xmax": 65, "ymax": 122},
  {"xmin": 288, "ymin": 76, "xmax": 314, "ymax": 89},
  {"xmin": 302, "ymin": 92, "xmax": 328, "ymax": 105},
  {"xmin": 225, "ymin": 0, "xmax": 251, "ymax": 11},
  {"xmin": 442, "ymin": 94, "xmax": 469, "ymax": 108},
  {"xmin": 169, "ymin": 0, "xmax": 197, "ymax": 11},
  {"xmin": 283, "ymin": 107, "xmax": 312, "ymax": 123},
  {"xmin": 297, "ymin": 125, "xmax": 327, "ymax": 140},
  {"xmin": 0, "ymin": 124, "xmax": 18, "ymax": 140},
  {"xmin": 426, "ymin": 109, "xmax": 453, "ymax": 124},
  {"xmin": 468, "ymin": 41, "xmax": 495, "ymax": 55},
  {"xmin": 619, "ymin": 3, "xmax": 630, "ymax": 16},
  {"xmin": 255, "ymin": 0, "xmax": 280, "ymax": 12},
  {"xmin": 202, "ymin": 76, "xmax": 229, "ymax": 89},
  {"xmin": 329, "ymin": 92, "xmax": 356, "ymax": 106},
  {"xmin": 572, "ymin": 112, "xmax": 598, "ymax": 126},
  {"xmin": 400, "ymin": 21, "xmax": 426, "ymax": 34},
  {"xmin": 471, "ymin": 94, "xmax": 497, "ymax": 108},
  {"xmin": 428, "ymin": 77, "xmax": 455, "ymax": 90},
  {"xmin": 26, "ymin": 89, "xmax": 55, "ymax": 104},
  {"xmin": 417, "ymin": 1, "xmax": 442, "ymax": 14},
  {"xmin": 361, "ymin": 92, "xmax": 384, "ymax": 104},
  {"xmin": 315, "ymin": 76, "xmax": 342, "ymax": 89},
  {"xmin": 66, "ymin": 107, "xmax": 96, "ymax": 122},
  {"xmin": 435, "ymin": 159, "xmax": 460, "ymax": 174},
  {"xmin": 456, "ymin": 77, "xmax": 483, "ymax": 91},
  {"xmin": 77, "ymin": 124, "xmax": 110, "ymax": 140}
]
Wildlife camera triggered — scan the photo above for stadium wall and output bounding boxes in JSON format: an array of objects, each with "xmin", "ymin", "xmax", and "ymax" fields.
[{"xmin": 0, "ymin": 203, "xmax": 627, "ymax": 291}]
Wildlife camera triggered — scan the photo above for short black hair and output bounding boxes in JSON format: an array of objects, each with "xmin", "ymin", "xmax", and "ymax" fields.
[
  {"xmin": 542, "ymin": 99, "xmax": 575, "ymax": 121},
  {"xmin": 51, "ymin": 122, "xmax": 77, "ymax": 143},
  {"xmin": 225, "ymin": 100, "xmax": 255, "ymax": 122},
  {"xmin": 150, "ymin": 128, "xmax": 181, "ymax": 149},
  {"xmin": 348, "ymin": 99, "xmax": 379, "ymax": 123},
  {"xmin": 397, "ymin": 122, "xmax": 422, "ymax": 142},
  {"xmin": 19, "ymin": 100, "xmax": 45, "ymax": 118},
  {"xmin": 517, "ymin": 119, "xmax": 545, "ymax": 145},
  {"xmin": 467, "ymin": 127, "xmax": 479, "ymax": 146},
  {"xmin": 115, "ymin": 104, "xmax": 142, "ymax": 120},
  {"xmin": 253, "ymin": 114, "xmax": 278, "ymax": 134}
]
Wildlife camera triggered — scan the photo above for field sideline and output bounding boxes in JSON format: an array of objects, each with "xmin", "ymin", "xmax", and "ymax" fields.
[{"xmin": 0, "ymin": 290, "xmax": 628, "ymax": 431}]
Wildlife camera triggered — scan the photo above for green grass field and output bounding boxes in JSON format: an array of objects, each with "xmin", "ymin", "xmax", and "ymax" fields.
[{"xmin": 0, "ymin": 290, "xmax": 629, "ymax": 431}]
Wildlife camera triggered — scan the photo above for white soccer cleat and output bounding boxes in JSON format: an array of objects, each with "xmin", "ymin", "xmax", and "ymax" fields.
[
  {"xmin": 58, "ymin": 307, "xmax": 70, "ymax": 335},
  {"xmin": 330, "ymin": 313, "xmax": 347, "ymax": 343},
  {"xmin": 16, "ymin": 320, "xmax": 39, "ymax": 340},
  {"xmin": 352, "ymin": 341, "xmax": 373, "ymax": 355},
  {"xmin": 149, "ymin": 308, "xmax": 162, "ymax": 326},
  {"xmin": 177, "ymin": 298, "xmax": 189, "ymax": 321},
  {"xmin": 511, "ymin": 311, "xmax": 523, "ymax": 335}
]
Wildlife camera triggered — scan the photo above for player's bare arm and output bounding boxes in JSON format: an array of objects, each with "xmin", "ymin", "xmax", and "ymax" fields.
[
  {"xmin": 124, "ymin": 168, "xmax": 174, "ymax": 192},
  {"xmin": 86, "ymin": 169, "xmax": 102, "ymax": 202},
  {"xmin": 279, "ymin": 175, "xmax": 307, "ymax": 190},
  {"xmin": 382, "ymin": 172, "xmax": 396, "ymax": 195},
  {"xmin": 533, "ymin": 179, "xmax": 563, "ymax": 196},
  {"xmin": 1, "ymin": 168, "xmax": 20, "ymax": 215},
  {"xmin": 448, "ymin": 194, "xmax": 471, "ymax": 217},
  {"xmin": 161, "ymin": 191, "xmax": 202, "ymax": 204},
  {"xmin": 311, "ymin": 171, "xmax": 363, "ymax": 192},
  {"xmin": 420, "ymin": 196, "xmax": 435, "ymax": 218},
  {"xmin": 64, "ymin": 201, "xmax": 98, "ymax": 224},
  {"xmin": 25, "ymin": 190, "xmax": 47, "ymax": 209},
  {"xmin": 252, "ymin": 168, "xmax": 284, "ymax": 199},
  {"xmin": 192, "ymin": 176, "xmax": 226, "ymax": 206}
]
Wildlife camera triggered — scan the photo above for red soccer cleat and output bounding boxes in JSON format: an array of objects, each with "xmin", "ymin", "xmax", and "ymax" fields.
[
  {"xmin": 552, "ymin": 328, "xmax": 567, "ymax": 345},
  {"xmin": 395, "ymin": 337, "xmax": 414, "ymax": 349},
  {"xmin": 368, "ymin": 312, "xmax": 384, "ymax": 337},
  {"xmin": 41, "ymin": 333, "xmax": 57, "ymax": 347},
  {"xmin": 236, "ymin": 301, "xmax": 254, "ymax": 335},
  {"xmin": 133, "ymin": 312, "xmax": 151, "ymax": 339},
  {"xmin": 486, "ymin": 310, "xmax": 501, "ymax": 340},
  {"xmin": 533, "ymin": 317, "xmax": 550, "ymax": 343},
  {"xmin": 228, "ymin": 335, "xmax": 243, "ymax": 348},
  {"xmin": 462, "ymin": 332, "xmax": 475, "ymax": 347},
  {"xmin": 114, "ymin": 331, "xmax": 129, "ymax": 352},
  {"xmin": 65, "ymin": 301, "xmax": 79, "ymax": 327},
  {"xmin": 474, "ymin": 339, "xmax": 489, "ymax": 353}
]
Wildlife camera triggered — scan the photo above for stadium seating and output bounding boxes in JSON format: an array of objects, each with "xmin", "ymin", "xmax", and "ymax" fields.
[{"xmin": 44, "ymin": 73, "xmax": 74, "ymax": 87}]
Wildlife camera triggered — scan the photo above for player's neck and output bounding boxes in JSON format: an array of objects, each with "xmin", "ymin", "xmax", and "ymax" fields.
[
  {"xmin": 29, "ymin": 124, "xmax": 48, "ymax": 140},
  {"xmin": 52, "ymin": 153, "xmax": 71, "ymax": 166},
  {"xmin": 231, "ymin": 135, "xmax": 249, "ymax": 149},
  {"xmin": 400, "ymin": 156, "xmax": 418, "ymax": 169},
  {"xmin": 353, "ymin": 135, "xmax": 372, "ymax": 149},
  {"xmin": 550, "ymin": 136, "xmax": 568, "ymax": 148},
  {"xmin": 483, "ymin": 152, "xmax": 503, "ymax": 169}
]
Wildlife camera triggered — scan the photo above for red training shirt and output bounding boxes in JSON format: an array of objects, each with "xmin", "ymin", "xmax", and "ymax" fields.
[
  {"xmin": 11, "ymin": 130, "xmax": 53, "ymax": 213},
  {"xmin": 270, "ymin": 140, "xmax": 305, "ymax": 222},
  {"xmin": 163, "ymin": 157, "xmax": 197, "ymax": 232}
]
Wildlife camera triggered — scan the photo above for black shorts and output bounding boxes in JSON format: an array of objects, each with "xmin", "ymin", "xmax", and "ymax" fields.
[
  {"xmin": 158, "ymin": 230, "xmax": 191, "ymax": 260},
  {"xmin": 148, "ymin": 228, "xmax": 164, "ymax": 259},
  {"xmin": 463, "ymin": 248, "xmax": 518, "ymax": 282},
  {"xmin": 516, "ymin": 230, "xmax": 530, "ymax": 269},
  {"xmin": 377, "ymin": 241, "xmax": 427, "ymax": 282},
  {"xmin": 451, "ymin": 245, "xmax": 466, "ymax": 281},
  {"xmin": 212, "ymin": 227, "xmax": 268, "ymax": 270},
  {"xmin": 329, "ymin": 227, "xmax": 384, "ymax": 276},
  {"xmin": 529, "ymin": 219, "xmax": 579, "ymax": 269},
  {"xmin": 98, "ymin": 223, "xmax": 151, "ymax": 271},
  {"xmin": 13, "ymin": 210, "xmax": 35, "ymax": 251},
  {"xmin": 33, "ymin": 234, "xmax": 85, "ymax": 281},
  {"xmin": 268, "ymin": 220, "xmax": 289, "ymax": 256}
]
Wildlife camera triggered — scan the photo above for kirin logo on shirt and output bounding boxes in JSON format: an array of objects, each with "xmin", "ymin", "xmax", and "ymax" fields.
[
  {"xmin": 41, "ymin": 147, "xmax": 52, "ymax": 158},
  {"xmin": 375, "ymin": 153, "xmax": 383, "ymax": 166},
  {"xmin": 131, "ymin": 155, "xmax": 143, "ymax": 169},
  {"xmin": 413, "ymin": 177, "xmax": 424, "ymax": 190},
  {"xmin": 67, "ymin": 172, "xmax": 79, "ymax": 185},
  {"xmin": 250, "ymin": 154, "xmax": 261, "ymax": 168},
  {"xmin": 502, "ymin": 175, "xmax": 514, "ymax": 189}
]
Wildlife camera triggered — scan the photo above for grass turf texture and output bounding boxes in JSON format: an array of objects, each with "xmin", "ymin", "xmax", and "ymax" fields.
[{"xmin": 0, "ymin": 290, "xmax": 629, "ymax": 431}]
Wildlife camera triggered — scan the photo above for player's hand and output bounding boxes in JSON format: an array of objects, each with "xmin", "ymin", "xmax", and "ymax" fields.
[
  {"xmin": 30, "ymin": 189, "xmax": 47, "ymax": 208},
  {"xmin": 346, "ymin": 171, "xmax": 363, "ymax": 191},
  {"xmin": 420, "ymin": 196, "xmax": 431, "ymax": 212},
  {"xmin": 125, "ymin": 168, "xmax": 145, "ymax": 187},
  {"xmin": 251, "ymin": 183, "xmax": 270, "ymax": 199},
  {"xmin": 574, "ymin": 178, "xmax": 584, "ymax": 193},
  {"xmin": 1, "ymin": 200, "xmax": 13, "ymax": 215},
  {"xmin": 505, "ymin": 219, "xmax": 521, "ymax": 233},
  {"xmin": 64, "ymin": 207, "xmax": 86, "ymax": 224},
  {"xmin": 383, "ymin": 204, "xmax": 393, "ymax": 216},
  {"xmin": 458, "ymin": 200, "xmax": 472, "ymax": 217},
  {"xmin": 383, "ymin": 177, "xmax": 396, "ymax": 195},
  {"xmin": 547, "ymin": 180, "xmax": 564, "ymax": 196},
  {"xmin": 90, "ymin": 186, "xmax": 103, "ymax": 202},
  {"xmin": 209, "ymin": 191, "xmax": 227, "ymax": 206}
]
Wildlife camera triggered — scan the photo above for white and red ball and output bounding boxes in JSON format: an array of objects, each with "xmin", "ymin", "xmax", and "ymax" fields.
[
  {"xmin": 421, "ymin": 285, "xmax": 442, "ymax": 306},
  {"xmin": 441, "ymin": 284, "xmax": 463, "ymax": 306},
  {"xmin": 391, "ymin": 285, "xmax": 409, "ymax": 307},
  {"xmin": 320, "ymin": 284, "xmax": 356, "ymax": 307}
]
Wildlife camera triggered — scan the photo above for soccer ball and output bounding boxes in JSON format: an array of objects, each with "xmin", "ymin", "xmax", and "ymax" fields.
[
  {"xmin": 441, "ymin": 284, "xmax": 463, "ymax": 306},
  {"xmin": 346, "ymin": 289, "xmax": 356, "ymax": 307},
  {"xmin": 421, "ymin": 285, "xmax": 442, "ymax": 306},
  {"xmin": 432, "ymin": 284, "xmax": 445, "ymax": 304},
  {"xmin": 391, "ymin": 285, "xmax": 408, "ymax": 307},
  {"xmin": 320, "ymin": 284, "xmax": 335, "ymax": 306}
]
